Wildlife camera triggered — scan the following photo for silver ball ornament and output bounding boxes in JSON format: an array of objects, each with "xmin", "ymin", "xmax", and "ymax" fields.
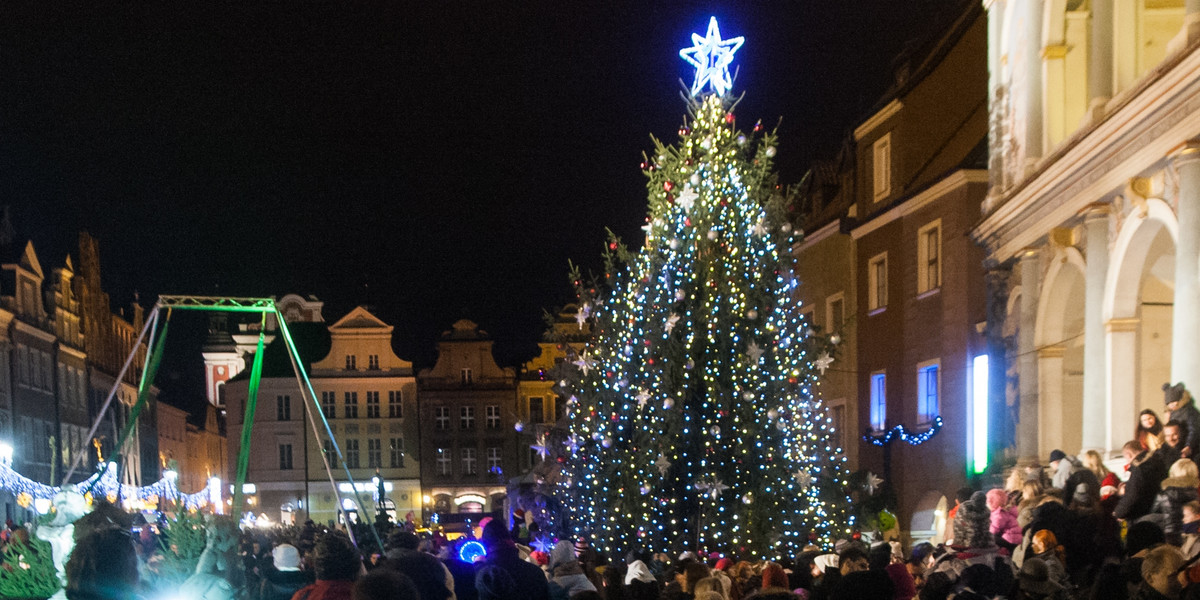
[
  {"xmin": 709, "ymin": 425, "xmax": 720, "ymax": 436},
  {"xmin": 737, "ymin": 134, "xmax": 746, "ymax": 145},
  {"xmin": 669, "ymin": 238, "xmax": 680, "ymax": 250},
  {"xmin": 601, "ymin": 437, "xmax": 613, "ymax": 448},
  {"xmin": 781, "ymin": 223, "xmax": 792, "ymax": 233},
  {"xmin": 706, "ymin": 230, "xmax": 718, "ymax": 241},
  {"xmin": 689, "ymin": 173, "xmax": 701, "ymax": 186},
  {"xmin": 746, "ymin": 309, "xmax": 758, "ymax": 320},
  {"xmin": 765, "ymin": 146, "xmax": 777, "ymax": 157},
  {"xmin": 639, "ymin": 484, "xmax": 651, "ymax": 495},
  {"xmin": 830, "ymin": 334, "xmax": 842, "ymax": 345},
  {"xmin": 514, "ymin": 421, "xmax": 526, "ymax": 432},
  {"xmin": 663, "ymin": 398, "xmax": 675, "ymax": 410},
  {"xmin": 742, "ymin": 493, "xmax": 753, "ymax": 505},
  {"xmin": 767, "ymin": 408, "xmax": 779, "ymax": 420},
  {"xmin": 675, "ymin": 289, "xmax": 686, "ymax": 301}
]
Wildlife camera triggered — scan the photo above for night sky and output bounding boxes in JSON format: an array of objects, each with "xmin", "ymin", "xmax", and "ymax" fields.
[{"xmin": 1, "ymin": 2, "xmax": 962, "ymax": 414}]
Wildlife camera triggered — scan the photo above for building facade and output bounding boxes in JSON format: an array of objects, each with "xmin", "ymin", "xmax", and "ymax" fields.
[
  {"xmin": 975, "ymin": 0, "xmax": 1200, "ymax": 463},
  {"xmin": 417, "ymin": 320, "xmax": 518, "ymax": 517}
]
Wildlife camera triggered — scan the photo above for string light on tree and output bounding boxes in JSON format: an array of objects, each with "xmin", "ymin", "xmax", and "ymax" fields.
[{"xmin": 559, "ymin": 17, "xmax": 851, "ymax": 559}]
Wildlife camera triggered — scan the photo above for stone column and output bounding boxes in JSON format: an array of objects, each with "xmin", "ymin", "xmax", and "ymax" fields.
[
  {"xmin": 1107, "ymin": 318, "xmax": 1139, "ymax": 453},
  {"xmin": 1173, "ymin": 144, "xmax": 1200, "ymax": 389},
  {"xmin": 1018, "ymin": 249, "xmax": 1041, "ymax": 464},
  {"xmin": 1089, "ymin": 0, "xmax": 1114, "ymax": 114},
  {"xmin": 1082, "ymin": 207, "xmax": 1110, "ymax": 451},
  {"xmin": 1038, "ymin": 346, "xmax": 1065, "ymax": 456},
  {"xmin": 1024, "ymin": 0, "xmax": 1044, "ymax": 161}
]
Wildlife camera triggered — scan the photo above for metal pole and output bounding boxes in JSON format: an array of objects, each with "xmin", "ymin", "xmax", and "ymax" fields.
[{"xmin": 63, "ymin": 306, "xmax": 160, "ymax": 486}]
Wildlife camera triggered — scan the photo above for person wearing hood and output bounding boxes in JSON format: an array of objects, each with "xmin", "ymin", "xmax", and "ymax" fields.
[
  {"xmin": 480, "ymin": 520, "xmax": 549, "ymax": 600},
  {"xmin": 1148, "ymin": 458, "xmax": 1200, "ymax": 545},
  {"xmin": 258, "ymin": 543, "xmax": 314, "ymax": 600},
  {"xmin": 548, "ymin": 540, "xmax": 597, "ymax": 599},
  {"xmin": 1047, "ymin": 450, "xmax": 1100, "ymax": 507},
  {"xmin": 625, "ymin": 560, "xmax": 660, "ymax": 600},
  {"xmin": 377, "ymin": 531, "xmax": 455, "ymax": 600}
]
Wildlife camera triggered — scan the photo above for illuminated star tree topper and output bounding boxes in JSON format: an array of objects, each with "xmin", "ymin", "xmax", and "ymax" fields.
[{"xmin": 679, "ymin": 16, "xmax": 745, "ymax": 97}]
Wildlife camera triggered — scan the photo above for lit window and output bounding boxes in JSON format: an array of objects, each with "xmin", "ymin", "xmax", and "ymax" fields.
[
  {"xmin": 870, "ymin": 371, "xmax": 887, "ymax": 431},
  {"xmin": 917, "ymin": 221, "xmax": 941, "ymax": 294},
  {"xmin": 873, "ymin": 133, "xmax": 892, "ymax": 201},
  {"xmin": 868, "ymin": 253, "xmax": 888, "ymax": 311},
  {"xmin": 917, "ymin": 362, "xmax": 940, "ymax": 423}
]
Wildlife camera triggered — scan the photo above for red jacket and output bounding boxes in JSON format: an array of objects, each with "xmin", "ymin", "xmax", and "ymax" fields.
[{"xmin": 291, "ymin": 580, "xmax": 354, "ymax": 600}]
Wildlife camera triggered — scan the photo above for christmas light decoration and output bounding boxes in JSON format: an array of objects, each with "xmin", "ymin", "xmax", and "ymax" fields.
[
  {"xmin": 458, "ymin": 540, "xmax": 486, "ymax": 563},
  {"xmin": 0, "ymin": 461, "xmax": 218, "ymax": 510},
  {"xmin": 679, "ymin": 17, "xmax": 744, "ymax": 97},
  {"xmin": 863, "ymin": 417, "xmax": 944, "ymax": 447},
  {"xmin": 560, "ymin": 90, "xmax": 851, "ymax": 559}
]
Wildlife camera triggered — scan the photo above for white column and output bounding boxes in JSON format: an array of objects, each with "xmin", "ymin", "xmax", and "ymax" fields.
[
  {"xmin": 1082, "ymin": 207, "xmax": 1110, "ymax": 451},
  {"xmin": 1018, "ymin": 249, "xmax": 1041, "ymax": 464},
  {"xmin": 1173, "ymin": 144, "xmax": 1200, "ymax": 389},
  {"xmin": 1089, "ymin": 0, "xmax": 1114, "ymax": 113},
  {"xmin": 1038, "ymin": 347, "xmax": 1065, "ymax": 458},
  {"xmin": 1024, "ymin": 0, "xmax": 1044, "ymax": 161},
  {"xmin": 1107, "ymin": 319, "xmax": 1139, "ymax": 453}
]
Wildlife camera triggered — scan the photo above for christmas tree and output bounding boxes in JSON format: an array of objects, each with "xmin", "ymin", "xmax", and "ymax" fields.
[{"xmin": 560, "ymin": 18, "xmax": 852, "ymax": 559}]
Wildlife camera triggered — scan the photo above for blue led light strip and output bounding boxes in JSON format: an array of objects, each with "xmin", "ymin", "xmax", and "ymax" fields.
[{"xmin": 862, "ymin": 416, "xmax": 943, "ymax": 447}]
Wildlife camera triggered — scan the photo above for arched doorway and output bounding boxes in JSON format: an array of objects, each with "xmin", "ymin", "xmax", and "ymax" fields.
[
  {"xmin": 1036, "ymin": 249, "xmax": 1087, "ymax": 457},
  {"xmin": 1107, "ymin": 201, "xmax": 1177, "ymax": 451}
]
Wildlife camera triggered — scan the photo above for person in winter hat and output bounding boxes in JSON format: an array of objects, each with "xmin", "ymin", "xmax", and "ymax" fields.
[
  {"xmin": 1048, "ymin": 450, "xmax": 1100, "ymax": 507},
  {"xmin": 548, "ymin": 540, "xmax": 596, "ymax": 598},
  {"xmin": 258, "ymin": 543, "xmax": 314, "ymax": 600},
  {"xmin": 378, "ymin": 531, "xmax": 455, "ymax": 600},
  {"xmin": 1148, "ymin": 458, "xmax": 1200, "ymax": 545},
  {"xmin": 986, "ymin": 488, "xmax": 1021, "ymax": 550},
  {"xmin": 954, "ymin": 491, "xmax": 996, "ymax": 550},
  {"xmin": 1165, "ymin": 382, "xmax": 1200, "ymax": 461}
]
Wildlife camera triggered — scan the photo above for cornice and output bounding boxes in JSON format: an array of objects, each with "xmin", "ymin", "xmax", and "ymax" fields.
[
  {"xmin": 850, "ymin": 169, "xmax": 988, "ymax": 240},
  {"xmin": 853, "ymin": 99, "xmax": 904, "ymax": 141}
]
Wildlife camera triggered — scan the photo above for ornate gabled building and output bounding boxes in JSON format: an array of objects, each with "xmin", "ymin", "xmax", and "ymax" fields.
[
  {"xmin": 417, "ymin": 319, "xmax": 518, "ymax": 517},
  {"xmin": 974, "ymin": 0, "xmax": 1200, "ymax": 463}
]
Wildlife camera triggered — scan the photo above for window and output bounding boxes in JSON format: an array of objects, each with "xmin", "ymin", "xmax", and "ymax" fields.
[
  {"xmin": 873, "ymin": 133, "xmax": 892, "ymax": 200},
  {"xmin": 345, "ymin": 439, "xmax": 360, "ymax": 469},
  {"xmin": 390, "ymin": 438, "xmax": 405, "ymax": 468},
  {"xmin": 276, "ymin": 395, "xmax": 291, "ymax": 421},
  {"xmin": 366, "ymin": 391, "xmax": 380, "ymax": 418},
  {"xmin": 529, "ymin": 397, "xmax": 544, "ymax": 424},
  {"xmin": 917, "ymin": 221, "xmax": 942, "ymax": 294},
  {"xmin": 279, "ymin": 444, "xmax": 293, "ymax": 470},
  {"xmin": 462, "ymin": 447, "xmax": 477, "ymax": 475},
  {"xmin": 322, "ymin": 439, "xmax": 338, "ymax": 469},
  {"xmin": 368, "ymin": 354, "xmax": 379, "ymax": 370},
  {"xmin": 322, "ymin": 391, "xmax": 337, "ymax": 419},
  {"xmin": 435, "ymin": 407, "xmax": 449, "ymax": 430},
  {"xmin": 436, "ymin": 448, "xmax": 450, "ymax": 475},
  {"xmin": 918, "ymin": 361, "xmax": 940, "ymax": 423},
  {"xmin": 461, "ymin": 368, "xmax": 473, "ymax": 385},
  {"xmin": 826, "ymin": 293, "xmax": 845, "ymax": 332},
  {"xmin": 868, "ymin": 252, "xmax": 888, "ymax": 312},
  {"xmin": 344, "ymin": 392, "xmax": 359, "ymax": 418},
  {"xmin": 487, "ymin": 447, "xmax": 501, "ymax": 472},
  {"xmin": 460, "ymin": 406, "xmax": 475, "ymax": 430},
  {"xmin": 826, "ymin": 398, "xmax": 848, "ymax": 456},
  {"xmin": 388, "ymin": 391, "xmax": 403, "ymax": 418},
  {"xmin": 368, "ymin": 438, "xmax": 382, "ymax": 468},
  {"xmin": 870, "ymin": 371, "xmax": 887, "ymax": 431},
  {"xmin": 486, "ymin": 405, "xmax": 501, "ymax": 429},
  {"xmin": 345, "ymin": 355, "xmax": 357, "ymax": 370}
]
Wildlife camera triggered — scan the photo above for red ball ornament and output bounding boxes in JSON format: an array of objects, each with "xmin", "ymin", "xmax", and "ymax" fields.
[
  {"xmin": 720, "ymin": 198, "xmax": 729, "ymax": 207},
  {"xmin": 609, "ymin": 241, "xmax": 618, "ymax": 250},
  {"xmin": 664, "ymin": 181, "xmax": 675, "ymax": 192},
  {"xmin": 685, "ymin": 217, "xmax": 692, "ymax": 227},
  {"xmin": 725, "ymin": 113, "xmax": 735, "ymax": 124},
  {"xmin": 684, "ymin": 159, "xmax": 693, "ymax": 166},
  {"xmin": 648, "ymin": 358, "xmax": 655, "ymax": 365},
  {"xmin": 667, "ymin": 195, "xmax": 675, "ymax": 205}
]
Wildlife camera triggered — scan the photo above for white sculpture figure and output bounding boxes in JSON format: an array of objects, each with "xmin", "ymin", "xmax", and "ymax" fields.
[
  {"xmin": 35, "ymin": 486, "xmax": 91, "ymax": 600},
  {"xmin": 180, "ymin": 515, "xmax": 244, "ymax": 600}
]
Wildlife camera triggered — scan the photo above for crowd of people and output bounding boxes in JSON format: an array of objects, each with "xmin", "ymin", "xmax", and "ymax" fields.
[{"xmin": 45, "ymin": 385, "xmax": 1200, "ymax": 600}]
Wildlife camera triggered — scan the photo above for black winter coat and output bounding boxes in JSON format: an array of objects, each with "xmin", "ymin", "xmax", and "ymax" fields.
[
  {"xmin": 257, "ymin": 568, "xmax": 313, "ymax": 600},
  {"xmin": 1170, "ymin": 400, "xmax": 1200, "ymax": 456},
  {"xmin": 1116, "ymin": 450, "xmax": 1170, "ymax": 521},
  {"xmin": 1148, "ymin": 476, "xmax": 1200, "ymax": 544}
]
